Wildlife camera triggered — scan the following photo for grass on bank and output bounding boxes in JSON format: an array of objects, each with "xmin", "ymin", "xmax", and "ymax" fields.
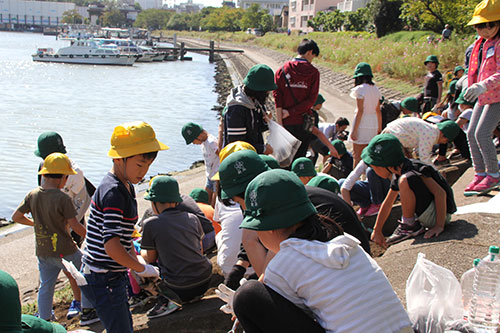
[
  {"xmin": 163, "ymin": 30, "xmax": 474, "ymax": 95},
  {"xmin": 21, "ymin": 283, "xmax": 73, "ymax": 315}
]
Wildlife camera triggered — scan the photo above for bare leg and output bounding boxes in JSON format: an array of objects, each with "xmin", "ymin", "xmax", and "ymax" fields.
[
  {"xmin": 399, "ymin": 178, "xmax": 416, "ymax": 219},
  {"xmin": 352, "ymin": 143, "xmax": 367, "ymax": 168},
  {"xmin": 63, "ymin": 270, "xmax": 81, "ymax": 302}
]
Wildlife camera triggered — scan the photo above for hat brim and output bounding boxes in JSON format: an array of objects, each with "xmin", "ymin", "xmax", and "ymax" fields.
[
  {"xmin": 220, "ymin": 181, "xmax": 248, "ymax": 201},
  {"xmin": 108, "ymin": 140, "xmax": 169, "ymax": 158},
  {"xmin": 240, "ymin": 200, "xmax": 317, "ymax": 231},
  {"xmin": 38, "ymin": 168, "xmax": 77, "ymax": 175},
  {"xmin": 467, "ymin": 15, "xmax": 500, "ymax": 26},
  {"xmin": 144, "ymin": 192, "xmax": 182, "ymax": 203}
]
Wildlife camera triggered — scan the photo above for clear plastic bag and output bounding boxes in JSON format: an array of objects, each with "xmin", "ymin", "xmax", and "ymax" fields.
[
  {"xmin": 266, "ymin": 120, "xmax": 301, "ymax": 168},
  {"xmin": 406, "ymin": 253, "xmax": 464, "ymax": 333}
]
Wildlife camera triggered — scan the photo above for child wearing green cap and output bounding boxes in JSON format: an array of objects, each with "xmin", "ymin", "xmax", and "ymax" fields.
[
  {"xmin": 291, "ymin": 157, "xmax": 317, "ymax": 184},
  {"xmin": 182, "ymin": 122, "xmax": 220, "ymax": 206},
  {"xmin": 422, "ymin": 55, "xmax": 443, "ymax": 109},
  {"xmin": 439, "ymin": 66, "xmax": 465, "ymax": 117},
  {"xmin": 322, "ymin": 139, "xmax": 353, "ymax": 180},
  {"xmin": 349, "ymin": 62, "xmax": 382, "ymax": 168},
  {"xmin": 361, "ymin": 134, "xmax": 456, "ymax": 247},
  {"xmin": 141, "ymin": 176, "xmax": 212, "ymax": 318},
  {"xmin": 229, "ymin": 169, "xmax": 411, "ymax": 332}
]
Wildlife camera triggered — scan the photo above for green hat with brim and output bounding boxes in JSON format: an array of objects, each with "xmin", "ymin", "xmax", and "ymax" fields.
[
  {"xmin": 424, "ymin": 55, "xmax": 439, "ymax": 65},
  {"xmin": 20, "ymin": 315, "xmax": 66, "ymax": 333},
  {"xmin": 437, "ymin": 120, "xmax": 461, "ymax": 141},
  {"xmin": 361, "ymin": 134, "xmax": 405, "ymax": 167},
  {"xmin": 314, "ymin": 93, "xmax": 325, "ymax": 106},
  {"xmin": 243, "ymin": 64, "xmax": 277, "ymax": 92},
  {"xmin": 307, "ymin": 175, "xmax": 340, "ymax": 194},
  {"xmin": 189, "ymin": 188, "xmax": 209, "ymax": 204},
  {"xmin": 144, "ymin": 176, "xmax": 182, "ymax": 203},
  {"xmin": 241, "ymin": 169, "xmax": 317, "ymax": 231},
  {"xmin": 455, "ymin": 88, "xmax": 477, "ymax": 106},
  {"xmin": 454, "ymin": 66, "xmax": 465, "ymax": 75},
  {"xmin": 259, "ymin": 154, "xmax": 280, "ymax": 169},
  {"xmin": 181, "ymin": 122, "xmax": 203, "ymax": 145},
  {"xmin": 291, "ymin": 157, "xmax": 317, "ymax": 177},
  {"xmin": 219, "ymin": 149, "xmax": 270, "ymax": 200},
  {"xmin": 331, "ymin": 139, "xmax": 347, "ymax": 156},
  {"xmin": 0, "ymin": 270, "xmax": 22, "ymax": 332},
  {"xmin": 401, "ymin": 97, "xmax": 419, "ymax": 114},
  {"xmin": 353, "ymin": 62, "xmax": 373, "ymax": 78},
  {"xmin": 34, "ymin": 132, "xmax": 66, "ymax": 159}
]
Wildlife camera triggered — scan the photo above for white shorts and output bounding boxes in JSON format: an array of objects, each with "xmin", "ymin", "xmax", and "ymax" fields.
[{"xmin": 349, "ymin": 127, "xmax": 378, "ymax": 145}]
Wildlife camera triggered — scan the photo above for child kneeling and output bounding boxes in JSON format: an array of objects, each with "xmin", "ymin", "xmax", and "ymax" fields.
[
  {"xmin": 141, "ymin": 176, "xmax": 212, "ymax": 319},
  {"xmin": 232, "ymin": 169, "xmax": 411, "ymax": 333}
]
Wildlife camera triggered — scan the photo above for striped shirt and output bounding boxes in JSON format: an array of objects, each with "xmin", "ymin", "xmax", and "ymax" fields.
[
  {"xmin": 82, "ymin": 172, "xmax": 137, "ymax": 272},
  {"xmin": 264, "ymin": 234, "xmax": 411, "ymax": 332}
]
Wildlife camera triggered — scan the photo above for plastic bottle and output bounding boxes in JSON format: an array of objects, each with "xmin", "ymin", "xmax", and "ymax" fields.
[
  {"xmin": 468, "ymin": 246, "xmax": 500, "ymax": 332},
  {"xmin": 460, "ymin": 258, "xmax": 480, "ymax": 319}
]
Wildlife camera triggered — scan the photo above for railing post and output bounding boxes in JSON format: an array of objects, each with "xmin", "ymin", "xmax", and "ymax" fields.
[
  {"xmin": 209, "ymin": 40, "xmax": 215, "ymax": 63},
  {"xmin": 180, "ymin": 42, "xmax": 185, "ymax": 61}
]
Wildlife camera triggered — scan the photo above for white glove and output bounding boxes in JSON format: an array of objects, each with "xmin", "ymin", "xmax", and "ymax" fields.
[
  {"xmin": 464, "ymin": 82, "xmax": 486, "ymax": 100},
  {"xmin": 135, "ymin": 264, "xmax": 159, "ymax": 278},
  {"xmin": 215, "ymin": 278, "xmax": 248, "ymax": 315}
]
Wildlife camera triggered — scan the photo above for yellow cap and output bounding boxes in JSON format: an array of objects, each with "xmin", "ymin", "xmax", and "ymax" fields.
[
  {"xmin": 211, "ymin": 141, "xmax": 256, "ymax": 181},
  {"xmin": 108, "ymin": 121, "xmax": 169, "ymax": 158},
  {"xmin": 422, "ymin": 111, "xmax": 438, "ymax": 120},
  {"xmin": 467, "ymin": 0, "xmax": 500, "ymax": 26},
  {"xmin": 38, "ymin": 153, "xmax": 77, "ymax": 175}
]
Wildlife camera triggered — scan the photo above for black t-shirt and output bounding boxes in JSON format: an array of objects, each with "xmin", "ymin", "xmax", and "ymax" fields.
[
  {"xmin": 424, "ymin": 70, "xmax": 443, "ymax": 98},
  {"xmin": 306, "ymin": 186, "xmax": 371, "ymax": 254},
  {"xmin": 390, "ymin": 159, "xmax": 456, "ymax": 215},
  {"xmin": 327, "ymin": 152, "xmax": 354, "ymax": 180}
]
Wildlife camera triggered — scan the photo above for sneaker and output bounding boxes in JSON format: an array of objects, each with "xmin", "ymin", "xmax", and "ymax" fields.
[
  {"xmin": 67, "ymin": 299, "xmax": 81, "ymax": 320},
  {"xmin": 35, "ymin": 310, "xmax": 56, "ymax": 322},
  {"xmin": 464, "ymin": 174, "xmax": 486, "ymax": 196},
  {"xmin": 80, "ymin": 308, "xmax": 100, "ymax": 326},
  {"xmin": 356, "ymin": 206, "xmax": 369, "ymax": 217},
  {"xmin": 147, "ymin": 297, "xmax": 181, "ymax": 319},
  {"xmin": 364, "ymin": 203, "xmax": 381, "ymax": 217},
  {"xmin": 129, "ymin": 290, "xmax": 155, "ymax": 310},
  {"xmin": 474, "ymin": 175, "xmax": 500, "ymax": 193},
  {"xmin": 386, "ymin": 221, "xmax": 425, "ymax": 246}
]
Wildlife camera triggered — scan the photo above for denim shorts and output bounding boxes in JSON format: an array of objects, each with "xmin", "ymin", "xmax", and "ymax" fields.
[{"xmin": 206, "ymin": 177, "xmax": 216, "ymax": 192}]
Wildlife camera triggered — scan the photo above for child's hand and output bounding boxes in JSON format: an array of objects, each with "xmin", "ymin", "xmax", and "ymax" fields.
[
  {"xmin": 282, "ymin": 109, "xmax": 290, "ymax": 119},
  {"xmin": 350, "ymin": 130, "xmax": 358, "ymax": 141},
  {"xmin": 370, "ymin": 230, "xmax": 387, "ymax": 248},
  {"xmin": 424, "ymin": 225, "xmax": 443, "ymax": 239},
  {"xmin": 135, "ymin": 264, "xmax": 159, "ymax": 278},
  {"xmin": 263, "ymin": 144, "xmax": 273, "ymax": 155}
]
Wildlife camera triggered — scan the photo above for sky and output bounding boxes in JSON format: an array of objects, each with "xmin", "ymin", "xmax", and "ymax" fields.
[{"xmin": 164, "ymin": 0, "xmax": 227, "ymax": 8}]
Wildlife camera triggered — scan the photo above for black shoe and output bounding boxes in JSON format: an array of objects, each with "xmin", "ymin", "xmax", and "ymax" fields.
[
  {"xmin": 386, "ymin": 221, "xmax": 425, "ymax": 245},
  {"xmin": 147, "ymin": 297, "xmax": 181, "ymax": 319},
  {"xmin": 129, "ymin": 290, "xmax": 155, "ymax": 310},
  {"xmin": 80, "ymin": 308, "xmax": 100, "ymax": 326}
]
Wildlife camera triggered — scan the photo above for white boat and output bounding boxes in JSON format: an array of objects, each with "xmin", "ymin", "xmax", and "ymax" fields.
[{"xmin": 32, "ymin": 39, "xmax": 137, "ymax": 66}]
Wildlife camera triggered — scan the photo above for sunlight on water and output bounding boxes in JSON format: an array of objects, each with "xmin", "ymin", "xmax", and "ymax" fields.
[{"xmin": 0, "ymin": 32, "xmax": 219, "ymax": 218}]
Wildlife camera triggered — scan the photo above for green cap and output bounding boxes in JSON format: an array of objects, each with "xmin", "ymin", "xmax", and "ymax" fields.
[
  {"xmin": 241, "ymin": 169, "xmax": 317, "ymax": 231},
  {"xmin": 454, "ymin": 66, "xmax": 465, "ymax": 75},
  {"xmin": 473, "ymin": 258, "xmax": 480, "ymax": 266},
  {"xmin": 189, "ymin": 188, "xmax": 209, "ymax": 204},
  {"xmin": 259, "ymin": 154, "xmax": 280, "ymax": 169},
  {"xmin": 243, "ymin": 64, "xmax": 277, "ymax": 92},
  {"xmin": 20, "ymin": 315, "xmax": 66, "ymax": 333},
  {"xmin": 436, "ymin": 120, "xmax": 460, "ymax": 141},
  {"xmin": 331, "ymin": 139, "xmax": 347, "ymax": 156},
  {"xmin": 181, "ymin": 122, "xmax": 203, "ymax": 145},
  {"xmin": 489, "ymin": 246, "xmax": 499, "ymax": 254},
  {"xmin": 219, "ymin": 150, "xmax": 270, "ymax": 200},
  {"xmin": 291, "ymin": 157, "xmax": 317, "ymax": 177},
  {"xmin": 307, "ymin": 175, "xmax": 340, "ymax": 194},
  {"xmin": 401, "ymin": 97, "xmax": 419, "ymax": 114},
  {"xmin": 424, "ymin": 55, "xmax": 439, "ymax": 65},
  {"xmin": 314, "ymin": 93, "xmax": 325, "ymax": 106},
  {"xmin": 353, "ymin": 62, "xmax": 373, "ymax": 78},
  {"xmin": 34, "ymin": 132, "xmax": 66, "ymax": 159},
  {"xmin": 361, "ymin": 134, "xmax": 404, "ymax": 167},
  {"xmin": 455, "ymin": 88, "xmax": 477, "ymax": 106},
  {"xmin": 144, "ymin": 176, "xmax": 182, "ymax": 203},
  {"xmin": 0, "ymin": 269, "xmax": 22, "ymax": 332}
]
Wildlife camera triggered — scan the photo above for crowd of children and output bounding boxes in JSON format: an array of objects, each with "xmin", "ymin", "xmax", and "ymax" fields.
[{"xmin": 7, "ymin": 1, "xmax": 500, "ymax": 332}]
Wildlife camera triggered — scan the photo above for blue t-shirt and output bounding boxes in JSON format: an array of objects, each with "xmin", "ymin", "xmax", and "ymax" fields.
[{"xmin": 83, "ymin": 172, "xmax": 137, "ymax": 272}]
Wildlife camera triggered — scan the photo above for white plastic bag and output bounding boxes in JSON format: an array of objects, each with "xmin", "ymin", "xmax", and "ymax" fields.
[
  {"xmin": 406, "ymin": 253, "xmax": 464, "ymax": 333},
  {"xmin": 266, "ymin": 120, "xmax": 301, "ymax": 168}
]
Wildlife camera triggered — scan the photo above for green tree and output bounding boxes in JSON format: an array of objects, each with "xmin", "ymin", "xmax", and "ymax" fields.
[
  {"xmin": 307, "ymin": 10, "xmax": 345, "ymax": 32},
  {"xmin": 166, "ymin": 13, "xmax": 189, "ymax": 30},
  {"xmin": 62, "ymin": 9, "xmax": 83, "ymax": 24},
  {"xmin": 134, "ymin": 2, "xmax": 142, "ymax": 11},
  {"xmin": 201, "ymin": 7, "xmax": 244, "ymax": 31},
  {"xmin": 400, "ymin": 0, "xmax": 478, "ymax": 33},
  {"xmin": 101, "ymin": 8, "xmax": 127, "ymax": 27},
  {"xmin": 369, "ymin": 0, "xmax": 403, "ymax": 37},
  {"xmin": 134, "ymin": 9, "xmax": 173, "ymax": 29},
  {"xmin": 343, "ymin": 7, "xmax": 370, "ymax": 31},
  {"xmin": 239, "ymin": 4, "xmax": 274, "ymax": 32}
]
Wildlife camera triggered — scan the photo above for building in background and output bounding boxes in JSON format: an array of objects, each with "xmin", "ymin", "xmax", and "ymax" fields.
[
  {"xmin": 337, "ymin": 0, "xmax": 370, "ymax": 12},
  {"xmin": 0, "ymin": 0, "xmax": 78, "ymax": 26},
  {"xmin": 135, "ymin": 0, "xmax": 163, "ymax": 9},
  {"xmin": 222, "ymin": 0, "xmax": 236, "ymax": 7},
  {"xmin": 288, "ymin": 0, "xmax": 342, "ymax": 31},
  {"xmin": 237, "ymin": 0, "xmax": 288, "ymax": 17},
  {"xmin": 278, "ymin": 4, "xmax": 288, "ymax": 29},
  {"xmin": 175, "ymin": 0, "xmax": 202, "ymax": 13}
]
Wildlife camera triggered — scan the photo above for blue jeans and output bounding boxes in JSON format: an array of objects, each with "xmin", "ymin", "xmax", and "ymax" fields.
[
  {"xmin": 81, "ymin": 270, "xmax": 133, "ymax": 333},
  {"xmin": 37, "ymin": 251, "xmax": 90, "ymax": 320},
  {"xmin": 339, "ymin": 168, "xmax": 390, "ymax": 208}
]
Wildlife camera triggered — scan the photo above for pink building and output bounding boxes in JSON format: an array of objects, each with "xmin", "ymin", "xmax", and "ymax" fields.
[{"xmin": 288, "ymin": 0, "xmax": 342, "ymax": 32}]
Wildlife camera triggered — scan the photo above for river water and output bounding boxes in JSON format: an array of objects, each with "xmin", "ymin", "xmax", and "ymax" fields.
[{"xmin": 0, "ymin": 31, "xmax": 219, "ymax": 219}]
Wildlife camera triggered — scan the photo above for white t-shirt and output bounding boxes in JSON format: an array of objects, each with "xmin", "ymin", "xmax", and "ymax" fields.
[
  {"xmin": 459, "ymin": 109, "xmax": 473, "ymax": 131},
  {"xmin": 214, "ymin": 197, "xmax": 243, "ymax": 277},
  {"xmin": 201, "ymin": 134, "xmax": 220, "ymax": 180},
  {"xmin": 350, "ymin": 83, "xmax": 381, "ymax": 129},
  {"xmin": 264, "ymin": 234, "xmax": 411, "ymax": 333}
]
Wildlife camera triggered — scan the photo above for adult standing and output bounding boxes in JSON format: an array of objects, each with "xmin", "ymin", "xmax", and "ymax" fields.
[
  {"xmin": 273, "ymin": 39, "xmax": 320, "ymax": 162},
  {"xmin": 441, "ymin": 24, "xmax": 452, "ymax": 40},
  {"xmin": 224, "ymin": 64, "xmax": 276, "ymax": 155}
]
